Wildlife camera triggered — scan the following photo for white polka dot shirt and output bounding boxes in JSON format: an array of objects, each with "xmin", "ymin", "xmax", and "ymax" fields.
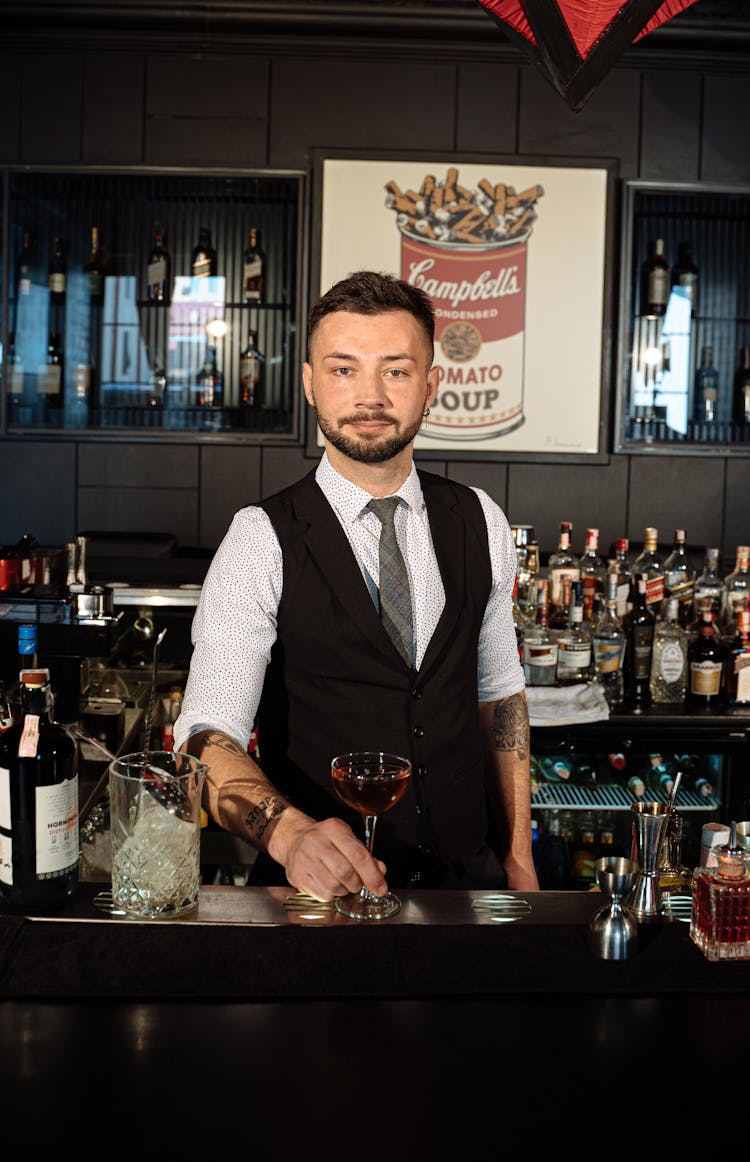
[{"xmin": 174, "ymin": 452, "xmax": 524, "ymax": 750}]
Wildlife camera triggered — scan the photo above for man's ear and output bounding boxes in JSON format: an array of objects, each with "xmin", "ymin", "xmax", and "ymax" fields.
[{"xmin": 302, "ymin": 362, "xmax": 315, "ymax": 406}]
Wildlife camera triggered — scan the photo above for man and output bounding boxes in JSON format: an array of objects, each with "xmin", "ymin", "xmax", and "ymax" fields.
[{"xmin": 175, "ymin": 270, "xmax": 538, "ymax": 897}]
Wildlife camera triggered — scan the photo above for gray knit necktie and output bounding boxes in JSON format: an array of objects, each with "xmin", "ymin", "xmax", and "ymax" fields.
[{"xmin": 367, "ymin": 496, "xmax": 414, "ymax": 667}]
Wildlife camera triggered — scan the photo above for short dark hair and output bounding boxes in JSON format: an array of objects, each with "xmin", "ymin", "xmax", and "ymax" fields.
[{"xmin": 307, "ymin": 270, "xmax": 435, "ymax": 356}]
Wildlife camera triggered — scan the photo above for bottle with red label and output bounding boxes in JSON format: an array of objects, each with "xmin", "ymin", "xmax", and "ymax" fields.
[
  {"xmin": 633, "ymin": 527, "xmax": 665, "ymax": 613},
  {"xmin": 548, "ymin": 521, "xmax": 580, "ymax": 611},
  {"xmin": 579, "ymin": 528, "xmax": 606, "ymax": 622},
  {"xmin": 725, "ymin": 604, "xmax": 750, "ymax": 706},
  {"xmin": 0, "ymin": 668, "xmax": 78, "ymax": 912}
]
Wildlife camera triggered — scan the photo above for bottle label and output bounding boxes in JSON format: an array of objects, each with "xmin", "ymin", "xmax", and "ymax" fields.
[
  {"xmin": 549, "ymin": 566, "xmax": 580, "ymax": 606},
  {"xmin": 148, "ymin": 258, "xmax": 166, "ymax": 286},
  {"xmin": 0, "ymin": 765, "xmax": 10, "ymax": 830},
  {"xmin": 648, "ymin": 268, "xmax": 669, "ymax": 306},
  {"xmin": 523, "ymin": 642, "xmax": 558, "ymax": 667},
  {"xmin": 734, "ymin": 652, "xmax": 750, "ymax": 702},
  {"xmin": 38, "ymin": 363, "xmax": 62, "ymax": 396},
  {"xmin": 581, "ymin": 576, "xmax": 602, "ymax": 618},
  {"xmin": 240, "ymin": 356, "xmax": 261, "ymax": 389},
  {"xmin": 18, "ymin": 713, "xmax": 40, "ymax": 757},
  {"xmin": 35, "ymin": 777, "xmax": 79, "ymax": 877},
  {"xmin": 727, "ymin": 590, "xmax": 750, "ymax": 618},
  {"xmin": 659, "ymin": 641, "xmax": 686, "ymax": 682},
  {"xmin": 557, "ymin": 641, "xmax": 591, "ymax": 675},
  {"xmin": 632, "ymin": 625, "xmax": 654, "ymax": 679},
  {"xmin": 615, "ymin": 581, "xmax": 632, "ymax": 618},
  {"xmin": 690, "ymin": 660, "xmax": 722, "ymax": 695},
  {"xmin": 193, "ymin": 257, "xmax": 212, "ymax": 278},
  {"xmin": 244, "ymin": 258, "xmax": 263, "ymax": 279},
  {"xmin": 645, "ymin": 575, "xmax": 665, "ymax": 605},
  {"xmin": 48, "ymin": 273, "xmax": 66, "ymax": 294},
  {"xmin": 593, "ymin": 639, "xmax": 624, "ymax": 674}
]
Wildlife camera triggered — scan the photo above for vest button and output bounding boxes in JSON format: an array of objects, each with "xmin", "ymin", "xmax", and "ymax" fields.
[
  {"xmin": 413, "ymin": 725, "xmax": 424, "ymax": 738},
  {"xmin": 411, "ymin": 686, "xmax": 422, "ymax": 699}
]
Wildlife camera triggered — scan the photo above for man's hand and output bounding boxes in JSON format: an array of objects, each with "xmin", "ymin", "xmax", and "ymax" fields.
[{"xmin": 270, "ymin": 813, "xmax": 388, "ymax": 901}]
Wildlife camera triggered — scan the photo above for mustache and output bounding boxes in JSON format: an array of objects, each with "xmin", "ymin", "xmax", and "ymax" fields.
[{"xmin": 339, "ymin": 412, "xmax": 397, "ymax": 427}]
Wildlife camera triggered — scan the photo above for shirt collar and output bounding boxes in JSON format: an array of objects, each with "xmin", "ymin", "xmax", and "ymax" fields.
[{"xmin": 315, "ymin": 451, "xmax": 424, "ymax": 526}]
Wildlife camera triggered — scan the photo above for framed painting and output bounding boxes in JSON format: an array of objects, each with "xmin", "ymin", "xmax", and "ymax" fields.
[{"xmin": 306, "ymin": 150, "xmax": 617, "ymax": 462}]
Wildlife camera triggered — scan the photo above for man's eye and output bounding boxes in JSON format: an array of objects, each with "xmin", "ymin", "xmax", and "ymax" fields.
[
  {"xmin": 386, "ymin": 368, "xmax": 407, "ymax": 379},
  {"xmin": 333, "ymin": 366, "xmax": 353, "ymax": 376}
]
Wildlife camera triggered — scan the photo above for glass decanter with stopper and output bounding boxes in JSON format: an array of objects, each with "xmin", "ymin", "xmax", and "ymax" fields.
[{"xmin": 690, "ymin": 822, "xmax": 750, "ymax": 961}]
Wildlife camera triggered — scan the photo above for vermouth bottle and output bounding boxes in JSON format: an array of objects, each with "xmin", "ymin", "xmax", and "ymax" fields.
[
  {"xmin": 633, "ymin": 527, "xmax": 665, "ymax": 613},
  {"xmin": 640, "ymin": 237, "xmax": 669, "ymax": 316},
  {"xmin": 0, "ymin": 669, "xmax": 79, "ymax": 912},
  {"xmin": 687, "ymin": 612, "xmax": 726, "ymax": 706},
  {"xmin": 622, "ymin": 573, "xmax": 655, "ymax": 711}
]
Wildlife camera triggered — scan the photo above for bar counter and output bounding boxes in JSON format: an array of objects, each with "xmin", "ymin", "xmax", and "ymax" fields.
[{"xmin": 1, "ymin": 885, "xmax": 747, "ymax": 1153}]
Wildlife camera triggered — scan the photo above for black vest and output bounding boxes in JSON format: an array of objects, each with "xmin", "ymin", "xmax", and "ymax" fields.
[{"xmin": 257, "ymin": 468, "xmax": 493, "ymax": 883}]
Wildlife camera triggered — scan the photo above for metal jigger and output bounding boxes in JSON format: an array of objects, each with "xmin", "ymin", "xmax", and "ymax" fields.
[
  {"xmin": 628, "ymin": 801, "xmax": 672, "ymax": 922},
  {"xmin": 590, "ymin": 856, "xmax": 639, "ymax": 960}
]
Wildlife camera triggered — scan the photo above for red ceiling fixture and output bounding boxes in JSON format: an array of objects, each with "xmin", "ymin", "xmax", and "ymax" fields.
[{"xmin": 475, "ymin": 0, "xmax": 702, "ymax": 111}]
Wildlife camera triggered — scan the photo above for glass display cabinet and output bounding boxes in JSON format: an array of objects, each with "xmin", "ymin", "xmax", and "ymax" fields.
[
  {"xmin": 615, "ymin": 180, "xmax": 750, "ymax": 456},
  {"xmin": 0, "ymin": 167, "xmax": 304, "ymax": 441}
]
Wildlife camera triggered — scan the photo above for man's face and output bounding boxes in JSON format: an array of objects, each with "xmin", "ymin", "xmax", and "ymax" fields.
[{"xmin": 303, "ymin": 309, "xmax": 438, "ymax": 465}]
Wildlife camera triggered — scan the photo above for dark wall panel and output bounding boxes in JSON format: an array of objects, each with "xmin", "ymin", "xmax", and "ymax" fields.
[
  {"xmin": 518, "ymin": 66, "xmax": 639, "ymax": 177},
  {"xmin": 21, "ymin": 52, "xmax": 83, "ymax": 163},
  {"xmin": 625, "ymin": 453, "xmax": 725, "ymax": 551},
  {"xmin": 269, "ymin": 58, "xmax": 457, "ymax": 169},
  {"xmin": 261, "ymin": 445, "xmax": 314, "ymax": 498},
  {"xmin": 446, "ymin": 459, "xmax": 506, "ymax": 510},
  {"xmin": 456, "ymin": 63, "xmax": 519, "ymax": 154},
  {"xmin": 78, "ymin": 442, "xmax": 198, "ymax": 488},
  {"xmin": 723, "ymin": 458, "xmax": 750, "ymax": 565},
  {"xmin": 701, "ymin": 74, "xmax": 750, "ymax": 184},
  {"xmin": 83, "ymin": 52, "xmax": 145, "ymax": 164},
  {"xmin": 199, "ymin": 445, "xmax": 262, "ymax": 548},
  {"xmin": 640, "ymin": 70, "xmax": 701, "ymax": 181},
  {"xmin": 506, "ymin": 457, "xmax": 630, "ymax": 553},
  {"xmin": 0, "ymin": 51, "xmax": 22, "ymax": 162},
  {"xmin": 77, "ymin": 484, "xmax": 200, "ymax": 545},
  {"xmin": 144, "ymin": 54, "xmax": 269, "ymax": 167},
  {"xmin": 0, "ymin": 442, "xmax": 76, "ymax": 544}
]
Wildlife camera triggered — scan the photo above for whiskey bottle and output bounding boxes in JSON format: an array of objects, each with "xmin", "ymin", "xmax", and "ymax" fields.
[
  {"xmin": 579, "ymin": 528, "xmax": 605, "ymax": 622},
  {"xmin": 0, "ymin": 668, "xmax": 79, "ymax": 912},
  {"xmin": 633, "ymin": 527, "xmax": 665, "ymax": 612},
  {"xmin": 191, "ymin": 227, "xmax": 217, "ymax": 278},
  {"xmin": 694, "ymin": 345, "xmax": 719, "ymax": 425},
  {"xmin": 733, "ymin": 346, "xmax": 750, "ymax": 427},
  {"xmin": 243, "ymin": 227, "xmax": 266, "ymax": 303},
  {"xmin": 622, "ymin": 573, "xmax": 655, "ymax": 711},
  {"xmin": 640, "ymin": 237, "xmax": 669, "ymax": 317},
  {"xmin": 522, "ymin": 580, "xmax": 558, "ymax": 687},
  {"xmin": 147, "ymin": 227, "xmax": 171, "ymax": 304},
  {"xmin": 239, "ymin": 328, "xmax": 265, "ymax": 408},
  {"xmin": 663, "ymin": 528, "xmax": 695, "ymax": 626},
  {"xmin": 197, "ymin": 345, "xmax": 223, "ymax": 407},
  {"xmin": 725, "ymin": 605, "xmax": 750, "ymax": 706},
  {"xmin": 47, "ymin": 236, "xmax": 67, "ymax": 302},
  {"xmin": 670, "ymin": 240, "xmax": 699, "ymax": 316},
  {"xmin": 722, "ymin": 545, "xmax": 750, "ymax": 632},
  {"xmin": 687, "ymin": 611, "xmax": 726, "ymax": 706},
  {"xmin": 649, "ymin": 597, "xmax": 688, "ymax": 704},
  {"xmin": 556, "ymin": 582, "xmax": 592, "ymax": 685},
  {"xmin": 548, "ymin": 521, "xmax": 580, "ymax": 610},
  {"xmin": 85, "ymin": 226, "xmax": 105, "ymax": 303},
  {"xmin": 592, "ymin": 573, "xmax": 625, "ymax": 707}
]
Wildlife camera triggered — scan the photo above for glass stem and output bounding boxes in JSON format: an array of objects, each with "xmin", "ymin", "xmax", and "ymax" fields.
[{"xmin": 360, "ymin": 814, "xmax": 378, "ymax": 900}]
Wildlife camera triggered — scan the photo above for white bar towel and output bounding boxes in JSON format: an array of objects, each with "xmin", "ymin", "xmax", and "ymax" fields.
[{"xmin": 525, "ymin": 682, "xmax": 611, "ymax": 727}]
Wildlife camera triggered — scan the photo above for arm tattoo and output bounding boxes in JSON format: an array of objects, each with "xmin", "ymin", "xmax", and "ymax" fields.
[
  {"xmin": 245, "ymin": 796, "xmax": 288, "ymax": 842},
  {"xmin": 490, "ymin": 693, "xmax": 530, "ymax": 760},
  {"xmin": 191, "ymin": 728, "xmax": 249, "ymax": 759}
]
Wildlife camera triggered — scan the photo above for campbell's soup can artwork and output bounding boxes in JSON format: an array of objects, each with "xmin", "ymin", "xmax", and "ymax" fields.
[{"xmin": 386, "ymin": 167, "xmax": 544, "ymax": 442}]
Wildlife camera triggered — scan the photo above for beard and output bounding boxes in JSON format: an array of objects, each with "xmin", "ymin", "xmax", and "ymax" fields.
[{"xmin": 314, "ymin": 409, "xmax": 423, "ymax": 464}]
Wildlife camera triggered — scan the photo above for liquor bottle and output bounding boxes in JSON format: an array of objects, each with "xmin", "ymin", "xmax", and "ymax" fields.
[
  {"xmin": 47, "ymin": 236, "xmax": 67, "ymax": 302},
  {"xmin": 725, "ymin": 605, "xmax": 750, "ymax": 706},
  {"xmin": 522, "ymin": 580, "xmax": 558, "ymax": 687},
  {"xmin": 646, "ymin": 752, "xmax": 676, "ymax": 796},
  {"xmin": 40, "ymin": 331, "xmax": 64, "ymax": 402},
  {"xmin": 690, "ymin": 824, "xmax": 750, "ymax": 961},
  {"xmin": 663, "ymin": 528, "xmax": 695, "ymax": 626},
  {"xmin": 692, "ymin": 547, "xmax": 724, "ymax": 626},
  {"xmin": 85, "ymin": 226, "xmax": 105, "ymax": 303},
  {"xmin": 722, "ymin": 545, "xmax": 750, "ymax": 633},
  {"xmin": 579, "ymin": 528, "xmax": 606, "ymax": 622},
  {"xmin": 536, "ymin": 810, "xmax": 570, "ymax": 889},
  {"xmin": 694, "ymin": 345, "xmax": 719, "ymax": 425},
  {"xmin": 197, "ymin": 345, "xmax": 223, "ymax": 408},
  {"xmin": 518, "ymin": 540, "xmax": 541, "ymax": 620},
  {"xmin": 607, "ymin": 537, "xmax": 633, "ymax": 618},
  {"xmin": 670, "ymin": 240, "xmax": 699, "ymax": 316},
  {"xmin": 6, "ymin": 623, "xmax": 39, "ymax": 720},
  {"xmin": 622, "ymin": 573, "xmax": 655, "ymax": 711},
  {"xmin": 570, "ymin": 812, "xmax": 597, "ymax": 889},
  {"xmin": 548, "ymin": 521, "xmax": 580, "ymax": 610},
  {"xmin": 733, "ymin": 346, "xmax": 750, "ymax": 427},
  {"xmin": 243, "ymin": 227, "xmax": 266, "ymax": 303},
  {"xmin": 627, "ymin": 772, "xmax": 647, "ymax": 798},
  {"xmin": 649, "ymin": 598, "xmax": 688, "ymax": 704},
  {"xmin": 511, "ymin": 574, "xmax": 525, "ymax": 662},
  {"xmin": 147, "ymin": 227, "xmax": 171, "ymax": 304},
  {"xmin": 6, "ymin": 334, "xmax": 24, "ymax": 404},
  {"xmin": 239, "ymin": 328, "xmax": 265, "ymax": 408},
  {"xmin": 0, "ymin": 669, "xmax": 79, "ymax": 912},
  {"xmin": 548, "ymin": 574, "xmax": 573, "ymax": 636},
  {"xmin": 640, "ymin": 237, "xmax": 669, "ymax": 317},
  {"xmin": 633, "ymin": 527, "xmax": 665, "ymax": 612},
  {"xmin": 590, "ymin": 574, "xmax": 627, "ymax": 706},
  {"xmin": 540, "ymin": 756, "xmax": 574, "ymax": 783},
  {"xmin": 191, "ymin": 227, "xmax": 217, "ymax": 278},
  {"xmin": 16, "ymin": 228, "xmax": 33, "ymax": 297},
  {"xmin": 687, "ymin": 611, "xmax": 726, "ymax": 706},
  {"xmin": 556, "ymin": 582, "xmax": 592, "ymax": 685}
]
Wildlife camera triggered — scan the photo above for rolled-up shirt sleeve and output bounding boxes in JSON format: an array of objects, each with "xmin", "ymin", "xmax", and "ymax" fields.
[
  {"xmin": 473, "ymin": 488, "xmax": 525, "ymax": 703},
  {"xmin": 173, "ymin": 506, "xmax": 282, "ymax": 751}
]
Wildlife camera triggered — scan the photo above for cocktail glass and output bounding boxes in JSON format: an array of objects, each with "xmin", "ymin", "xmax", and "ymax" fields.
[{"xmin": 331, "ymin": 751, "xmax": 411, "ymax": 920}]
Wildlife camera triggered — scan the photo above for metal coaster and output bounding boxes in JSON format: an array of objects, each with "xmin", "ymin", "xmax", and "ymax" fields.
[
  {"xmin": 471, "ymin": 894, "xmax": 533, "ymax": 923},
  {"xmin": 282, "ymin": 893, "xmax": 338, "ymax": 921}
]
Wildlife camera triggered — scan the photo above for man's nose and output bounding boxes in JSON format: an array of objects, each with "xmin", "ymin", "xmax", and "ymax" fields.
[{"xmin": 356, "ymin": 370, "xmax": 391, "ymax": 408}]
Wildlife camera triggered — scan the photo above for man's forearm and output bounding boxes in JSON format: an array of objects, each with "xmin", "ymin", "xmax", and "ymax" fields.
[
  {"xmin": 478, "ymin": 690, "xmax": 539, "ymax": 889},
  {"xmin": 181, "ymin": 728, "xmax": 312, "ymax": 861}
]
